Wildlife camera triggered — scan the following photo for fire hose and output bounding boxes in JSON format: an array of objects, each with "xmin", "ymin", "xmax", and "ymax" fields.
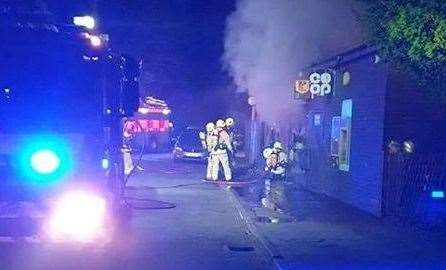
[{"xmin": 121, "ymin": 119, "xmax": 177, "ymax": 210}]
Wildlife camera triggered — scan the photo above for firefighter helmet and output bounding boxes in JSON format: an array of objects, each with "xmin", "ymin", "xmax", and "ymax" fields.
[
  {"xmin": 216, "ymin": 119, "xmax": 226, "ymax": 128},
  {"xmin": 206, "ymin": 122, "xmax": 215, "ymax": 132},
  {"xmin": 263, "ymin": 148, "xmax": 273, "ymax": 159},
  {"xmin": 225, "ymin": 117, "xmax": 235, "ymax": 127},
  {"xmin": 273, "ymin": 141, "xmax": 283, "ymax": 150}
]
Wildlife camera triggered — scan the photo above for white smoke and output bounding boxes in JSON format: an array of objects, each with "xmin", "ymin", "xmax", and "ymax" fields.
[{"xmin": 223, "ymin": 0, "xmax": 365, "ymax": 125}]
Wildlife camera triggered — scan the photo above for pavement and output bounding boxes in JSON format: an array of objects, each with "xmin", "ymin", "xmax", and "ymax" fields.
[
  {"xmin": 0, "ymin": 153, "xmax": 273, "ymax": 270},
  {"xmin": 1, "ymin": 153, "xmax": 445, "ymax": 270},
  {"xmin": 231, "ymin": 175, "xmax": 446, "ymax": 270}
]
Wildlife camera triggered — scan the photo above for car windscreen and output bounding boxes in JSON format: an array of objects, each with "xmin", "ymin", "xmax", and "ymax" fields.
[{"xmin": 0, "ymin": 28, "xmax": 102, "ymax": 133}]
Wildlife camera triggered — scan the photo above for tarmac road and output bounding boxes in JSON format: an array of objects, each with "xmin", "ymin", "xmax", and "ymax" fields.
[{"xmin": 0, "ymin": 154, "xmax": 271, "ymax": 270}]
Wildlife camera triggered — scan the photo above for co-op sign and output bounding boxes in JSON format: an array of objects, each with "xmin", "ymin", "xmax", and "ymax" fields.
[{"xmin": 294, "ymin": 71, "xmax": 333, "ymax": 99}]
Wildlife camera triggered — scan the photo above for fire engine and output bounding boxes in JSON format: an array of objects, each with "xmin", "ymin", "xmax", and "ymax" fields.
[
  {"xmin": 124, "ymin": 96, "xmax": 173, "ymax": 152},
  {"xmin": 0, "ymin": 11, "xmax": 139, "ymax": 242}
]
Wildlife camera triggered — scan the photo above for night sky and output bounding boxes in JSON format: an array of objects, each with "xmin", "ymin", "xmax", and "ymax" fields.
[
  {"xmin": 102, "ymin": 1, "xmax": 237, "ymax": 129},
  {"xmin": 27, "ymin": 0, "xmax": 237, "ymax": 128}
]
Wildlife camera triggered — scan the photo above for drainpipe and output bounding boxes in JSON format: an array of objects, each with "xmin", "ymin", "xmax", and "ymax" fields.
[{"xmin": 248, "ymin": 96, "xmax": 257, "ymax": 165}]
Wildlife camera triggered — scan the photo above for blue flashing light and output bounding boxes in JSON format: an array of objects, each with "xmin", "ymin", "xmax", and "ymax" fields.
[
  {"xmin": 30, "ymin": 150, "xmax": 60, "ymax": 174},
  {"xmin": 101, "ymin": 158, "xmax": 109, "ymax": 170},
  {"xmin": 16, "ymin": 136, "xmax": 73, "ymax": 185},
  {"xmin": 432, "ymin": 191, "xmax": 444, "ymax": 199}
]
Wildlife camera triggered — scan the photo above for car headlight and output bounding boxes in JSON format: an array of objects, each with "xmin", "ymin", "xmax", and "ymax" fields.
[{"xmin": 47, "ymin": 190, "xmax": 107, "ymax": 242}]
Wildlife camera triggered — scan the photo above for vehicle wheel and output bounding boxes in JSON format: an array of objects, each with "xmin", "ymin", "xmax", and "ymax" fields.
[{"xmin": 108, "ymin": 161, "xmax": 125, "ymax": 213}]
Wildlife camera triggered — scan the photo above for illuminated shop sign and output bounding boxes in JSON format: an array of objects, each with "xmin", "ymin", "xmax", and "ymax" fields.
[{"xmin": 294, "ymin": 71, "xmax": 334, "ymax": 100}]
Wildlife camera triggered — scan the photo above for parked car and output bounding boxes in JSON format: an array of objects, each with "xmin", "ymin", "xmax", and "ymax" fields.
[{"xmin": 173, "ymin": 127, "xmax": 206, "ymax": 162}]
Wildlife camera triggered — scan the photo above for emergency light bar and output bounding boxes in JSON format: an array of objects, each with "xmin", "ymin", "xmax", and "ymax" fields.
[
  {"xmin": 145, "ymin": 96, "xmax": 167, "ymax": 106},
  {"xmin": 139, "ymin": 107, "xmax": 168, "ymax": 114}
]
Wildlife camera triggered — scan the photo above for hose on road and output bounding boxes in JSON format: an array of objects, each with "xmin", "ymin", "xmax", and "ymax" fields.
[
  {"xmin": 122, "ymin": 183, "xmax": 207, "ymax": 210},
  {"xmin": 126, "ymin": 183, "xmax": 206, "ymax": 190},
  {"xmin": 122, "ymin": 120, "xmax": 177, "ymax": 210},
  {"xmin": 123, "ymin": 196, "xmax": 176, "ymax": 210}
]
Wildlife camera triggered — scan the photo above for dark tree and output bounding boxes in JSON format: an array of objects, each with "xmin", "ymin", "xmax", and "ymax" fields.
[{"xmin": 363, "ymin": 0, "xmax": 446, "ymax": 101}]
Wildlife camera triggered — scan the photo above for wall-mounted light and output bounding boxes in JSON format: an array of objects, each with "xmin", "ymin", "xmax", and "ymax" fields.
[
  {"xmin": 342, "ymin": 71, "xmax": 351, "ymax": 86},
  {"xmin": 403, "ymin": 140, "xmax": 415, "ymax": 154},
  {"xmin": 372, "ymin": 54, "xmax": 381, "ymax": 64}
]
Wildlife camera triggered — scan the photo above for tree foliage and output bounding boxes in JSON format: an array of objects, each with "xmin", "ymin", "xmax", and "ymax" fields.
[{"xmin": 363, "ymin": 0, "xmax": 446, "ymax": 101}]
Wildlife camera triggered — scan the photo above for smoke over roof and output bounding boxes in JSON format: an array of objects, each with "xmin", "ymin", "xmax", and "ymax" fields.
[{"xmin": 222, "ymin": 0, "xmax": 365, "ymax": 124}]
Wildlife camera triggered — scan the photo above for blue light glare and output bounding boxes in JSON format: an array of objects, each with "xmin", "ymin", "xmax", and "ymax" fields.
[
  {"xmin": 16, "ymin": 136, "xmax": 73, "ymax": 185},
  {"xmin": 432, "ymin": 191, "xmax": 444, "ymax": 199},
  {"xmin": 30, "ymin": 150, "xmax": 60, "ymax": 174}
]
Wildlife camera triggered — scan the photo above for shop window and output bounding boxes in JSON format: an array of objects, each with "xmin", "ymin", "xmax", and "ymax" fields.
[
  {"xmin": 339, "ymin": 99, "xmax": 352, "ymax": 171},
  {"xmin": 330, "ymin": 116, "xmax": 341, "ymax": 156}
]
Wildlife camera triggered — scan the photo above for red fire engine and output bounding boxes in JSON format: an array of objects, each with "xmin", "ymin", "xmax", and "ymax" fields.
[{"xmin": 124, "ymin": 96, "xmax": 173, "ymax": 152}]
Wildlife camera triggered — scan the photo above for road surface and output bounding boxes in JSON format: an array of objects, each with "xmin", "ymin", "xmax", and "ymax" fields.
[{"xmin": 0, "ymin": 154, "xmax": 271, "ymax": 270}]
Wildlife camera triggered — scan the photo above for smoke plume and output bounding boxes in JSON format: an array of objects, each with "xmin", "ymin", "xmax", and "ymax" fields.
[{"xmin": 223, "ymin": 0, "xmax": 365, "ymax": 125}]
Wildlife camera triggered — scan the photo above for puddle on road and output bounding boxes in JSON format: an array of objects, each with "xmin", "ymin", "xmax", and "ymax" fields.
[{"xmin": 233, "ymin": 182, "xmax": 263, "ymax": 203}]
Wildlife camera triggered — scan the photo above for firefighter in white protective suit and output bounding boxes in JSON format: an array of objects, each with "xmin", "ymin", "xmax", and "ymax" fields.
[
  {"xmin": 263, "ymin": 141, "xmax": 288, "ymax": 180},
  {"xmin": 200, "ymin": 122, "xmax": 217, "ymax": 180},
  {"xmin": 261, "ymin": 141, "xmax": 288, "ymax": 210},
  {"xmin": 225, "ymin": 117, "xmax": 236, "ymax": 169},
  {"xmin": 123, "ymin": 129, "xmax": 133, "ymax": 175},
  {"xmin": 122, "ymin": 120, "xmax": 144, "ymax": 175},
  {"xmin": 210, "ymin": 119, "xmax": 232, "ymax": 181}
]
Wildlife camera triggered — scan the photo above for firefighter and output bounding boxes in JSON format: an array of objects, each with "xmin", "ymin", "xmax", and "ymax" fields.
[
  {"xmin": 210, "ymin": 119, "xmax": 232, "ymax": 181},
  {"xmin": 199, "ymin": 131, "xmax": 207, "ymax": 150},
  {"xmin": 122, "ymin": 119, "xmax": 144, "ymax": 175},
  {"xmin": 263, "ymin": 147, "xmax": 274, "ymax": 172},
  {"xmin": 261, "ymin": 142, "xmax": 287, "ymax": 211},
  {"xmin": 225, "ymin": 117, "xmax": 236, "ymax": 169},
  {"xmin": 263, "ymin": 141, "xmax": 287, "ymax": 180},
  {"xmin": 203, "ymin": 122, "xmax": 217, "ymax": 180},
  {"xmin": 271, "ymin": 141, "xmax": 287, "ymax": 178},
  {"xmin": 225, "ymin": 117, "xmax": 235, "ymax": 138},
  {"xmin": 123, "ymin": 129, "xmax": 134, "ymax": 176}
]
